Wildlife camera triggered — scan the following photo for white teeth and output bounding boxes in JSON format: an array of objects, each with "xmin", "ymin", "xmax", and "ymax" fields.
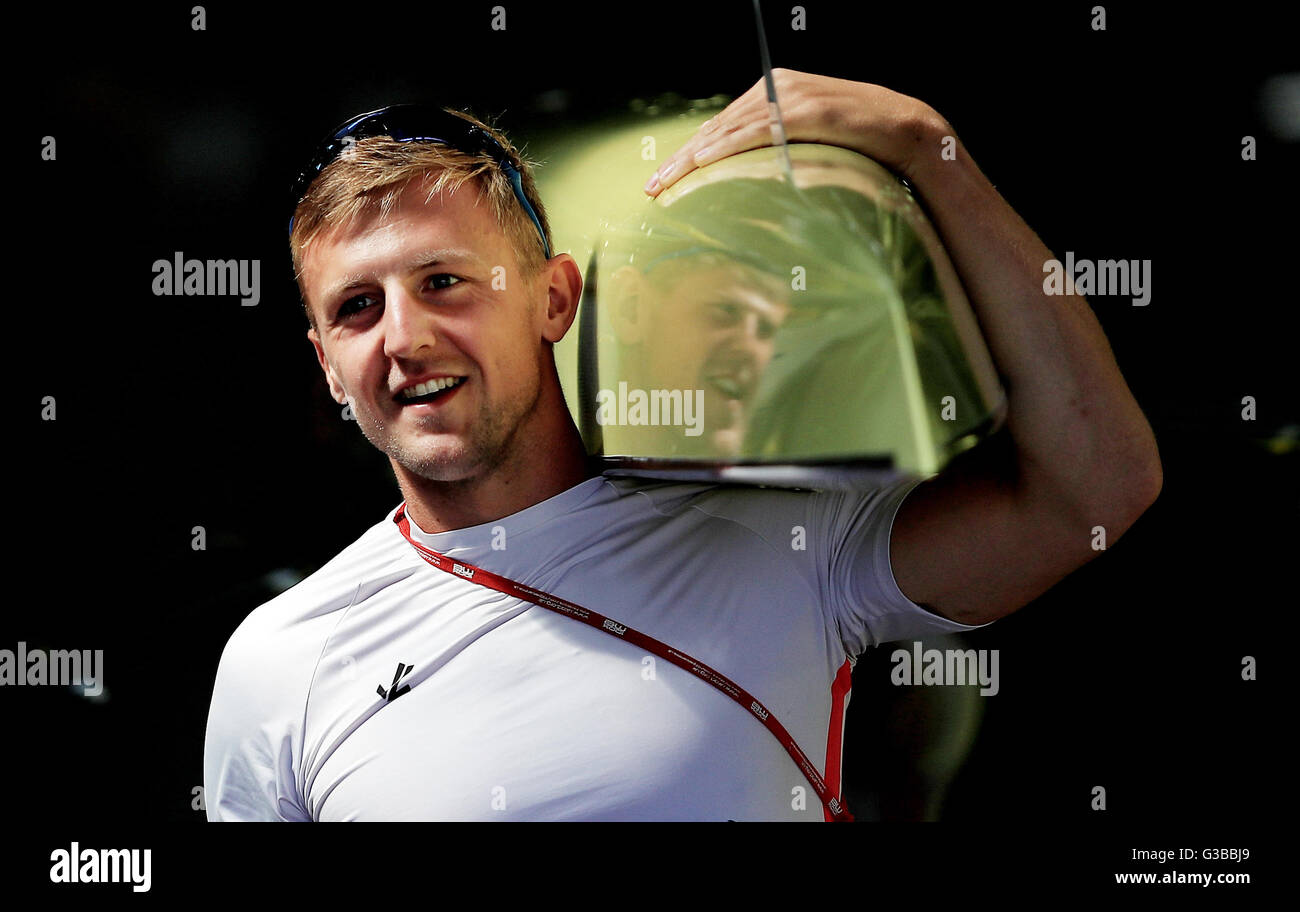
[{"xmin": 400, "ymin": 377, "xmax": 464, "ymax": 399}]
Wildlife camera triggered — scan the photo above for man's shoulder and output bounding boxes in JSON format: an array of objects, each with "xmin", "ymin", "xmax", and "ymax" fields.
[
  {"xmin": 600, "ymin": 475, "xmax": 817, "ymax": 522},
  {"xmin": 593, "ymin": 474, "xmax": 911, "ymax": 563},
  {"xmin": 579, "ymin": 477, "xmax": 846, "ymax": 576},
  {"xmin": 215, "ymin": 508, "xmax": 413, "ymax": 682}
]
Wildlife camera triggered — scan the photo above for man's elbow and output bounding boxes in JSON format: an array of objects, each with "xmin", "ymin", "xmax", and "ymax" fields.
[
  {"xmin": 1118, "ymin": 450, "xmax": 1164, "ymax": 530},
  {"xmin": 1139, "ymin": 456, "xmax": 1163, "ymax": 511},
  {"xmin": 1125, "ymin": 417, "xmax": 1165, "ymax": 512},
  {"xmin": 1069, "ymin": 450, "xmax": 1163, "ymax": 552},
  {"xmin": 956, "ymin": 465, "xmax": 1162, "ymax": 628}
]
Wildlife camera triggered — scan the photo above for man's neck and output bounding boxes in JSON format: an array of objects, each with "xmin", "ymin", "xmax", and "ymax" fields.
[{"xmin": 395, "ymin": 415, "xmax": 600, "ymax": 535}]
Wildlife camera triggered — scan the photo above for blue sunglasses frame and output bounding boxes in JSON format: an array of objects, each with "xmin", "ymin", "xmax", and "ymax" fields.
[{"xmin": 288, "ymin": 103, "xmax": 551, "ymax": 259}]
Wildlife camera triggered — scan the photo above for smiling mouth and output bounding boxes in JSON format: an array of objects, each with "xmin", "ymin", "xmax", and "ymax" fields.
[
  {"xmin": 704, "ymin": 365, "xmax": 758, "ymax": 402},
  {"xmin": 706, "ymin": 374, "xmax": 749, "ymax": 399},
  {"xmin": 702, "ymin": 351, "xmax": 759, "ymax": 402},
  {"xmin": 395, "ymin": 376, "xmax": 467, "ymax": 405}
]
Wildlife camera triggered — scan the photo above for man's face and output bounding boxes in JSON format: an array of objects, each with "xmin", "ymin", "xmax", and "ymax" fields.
[
  {"xmin": 301, "ymin": 178, "xmax": 551, "ymax": 484},
  {"xmin": 633, "ymin": 260, "xmax": 789, "ymax": 456}
]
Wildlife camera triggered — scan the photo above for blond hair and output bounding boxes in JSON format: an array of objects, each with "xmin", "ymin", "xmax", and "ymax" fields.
[{"xmin": 289, "ymin": 108, "xmax": 552, "ymax": 325}]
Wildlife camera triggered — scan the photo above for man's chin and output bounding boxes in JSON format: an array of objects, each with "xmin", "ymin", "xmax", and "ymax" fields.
[
  {"xmin": 387, "ymin": 443, "xmax": 486, "ymax": 485},
  {"xmin": 709, "ymin": 429, "xmax": 742, "ymax": 460}
]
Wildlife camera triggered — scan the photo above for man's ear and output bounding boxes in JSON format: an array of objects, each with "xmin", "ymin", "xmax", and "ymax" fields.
[
  {"xmin": 308, "ymin": 327, "xmax": 349, "ymax": 405},
  {"xmin": 539, "ymin": 253, "xmax": 584, "ymax": 344},
  {"xmin": 606, "ymin": 264, "xmax": 648, "ymax": 346}
]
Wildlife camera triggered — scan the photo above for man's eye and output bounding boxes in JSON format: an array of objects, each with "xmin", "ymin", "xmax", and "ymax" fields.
[
  {"xmin": 427, "ymin": 273, "xmax": 462, "ymax": 291},
  {"xmin": 337, "ymin": 294, "xmax": 378, "ymax": 319},
  {"xmin": 708, "ymin": 301, "xmax": 740, "ymax": 324}
]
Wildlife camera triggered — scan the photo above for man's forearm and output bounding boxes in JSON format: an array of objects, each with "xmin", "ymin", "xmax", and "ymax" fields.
[{"xmin": 903, "ymin": 117, "xmax": 1162, "ymax": 523}]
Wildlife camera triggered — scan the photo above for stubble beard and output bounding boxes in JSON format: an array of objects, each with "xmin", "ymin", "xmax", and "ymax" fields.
[{"xmin": 353, "ymin": 369, "xmax": 542, "ymax": 485}]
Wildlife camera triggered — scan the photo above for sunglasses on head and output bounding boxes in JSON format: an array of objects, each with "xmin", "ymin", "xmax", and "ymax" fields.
[{"xmin": 288, "ymin": 103, "xmax": 551, "ymax": 259}]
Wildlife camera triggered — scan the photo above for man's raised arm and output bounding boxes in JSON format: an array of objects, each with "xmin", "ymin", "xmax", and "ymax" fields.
[{"xmin": 647, "ymin": 68, "xmax": 1163, "ymax": 626}]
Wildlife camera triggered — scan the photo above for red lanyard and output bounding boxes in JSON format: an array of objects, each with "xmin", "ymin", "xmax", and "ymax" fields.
[{"xmin": 393, "ymin": 503, "xmax": 854, "ymax": 822}]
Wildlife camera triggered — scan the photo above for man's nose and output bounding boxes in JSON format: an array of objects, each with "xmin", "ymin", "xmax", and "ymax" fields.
[{"xmin": 381, "ymin": 284, "xmax": 436, "ymax": 361}]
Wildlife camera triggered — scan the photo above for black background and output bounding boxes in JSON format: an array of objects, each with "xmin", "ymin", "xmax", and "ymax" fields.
[{"xmin": 10, "ymin": 0, "xmax": 1296, "ymax": 891}]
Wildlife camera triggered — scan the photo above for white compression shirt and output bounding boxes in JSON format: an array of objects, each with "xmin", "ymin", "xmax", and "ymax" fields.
[{"xmin": 203, "ymin": 474, "xmax": 990, "ymax": 821}]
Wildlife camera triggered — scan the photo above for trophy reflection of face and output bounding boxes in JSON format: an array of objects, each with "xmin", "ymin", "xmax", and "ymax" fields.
[
  {"xmin": 606, "ymin": 253, "xmax": 790, "ymax": 459},
  {"xmin": 583, "ymin": 145, "xmax": 1006, "ymax": 483}
]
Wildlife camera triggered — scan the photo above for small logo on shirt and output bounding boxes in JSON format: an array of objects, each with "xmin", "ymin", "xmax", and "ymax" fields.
[
  {"xmin": 377, "ymin": 662, "xmax": 414, "ymax": 702},
  {"xmin": 602, "ymin": 619, "xmax": 627, "ymax": 636},
  {"xmin": 452, "ymin": 563, "xmax": 475, "ymax": 579}
]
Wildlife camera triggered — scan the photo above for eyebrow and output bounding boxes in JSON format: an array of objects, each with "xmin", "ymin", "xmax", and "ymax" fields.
[
  {"xmin": 703, "ymin": 286, "xmax": 790, "ymax": 322},
  {"xmin": 321, "ymin": 248, "xmax": 480, "ymax": 307}
]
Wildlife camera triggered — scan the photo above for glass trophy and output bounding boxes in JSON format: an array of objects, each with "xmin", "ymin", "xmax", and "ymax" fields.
[{"xmin": 571, "ymin": 142, "xmax": 1006, "ymax": 489}]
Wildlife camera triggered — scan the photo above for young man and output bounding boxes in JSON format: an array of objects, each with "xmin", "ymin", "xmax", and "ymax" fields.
[{"xmin": 203, "ymin": 70, "xmax": 1161, "ymax": 821}]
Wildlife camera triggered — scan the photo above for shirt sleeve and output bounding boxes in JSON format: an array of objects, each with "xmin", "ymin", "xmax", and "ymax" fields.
[
  {"xmin": 813, "ymin": 475, "xmax": 993, "ymax": 657},
  {"xmin": 203, "ymin": 619, "xmax": 312, "ymax": 822}
]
